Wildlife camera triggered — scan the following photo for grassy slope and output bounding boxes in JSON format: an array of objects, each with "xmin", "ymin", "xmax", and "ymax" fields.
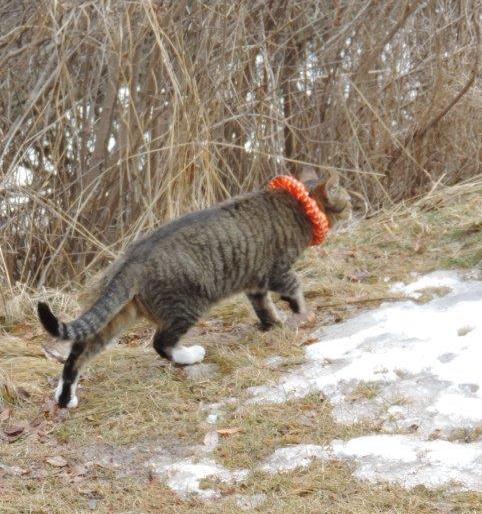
[{"xmin": 1, "ymin": 179, "xmax": 481, "ymax": 513}]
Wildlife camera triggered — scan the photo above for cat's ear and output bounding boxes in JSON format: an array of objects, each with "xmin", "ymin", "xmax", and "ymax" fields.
[
  {"xmin": 324, "ymin": 171, "xmax": 352, "ymax": 219},
  {"xmin": 309, "ymin": 170, "xmax": 349, "ymax": 213},
  {"xmin": 298, "ymin": 165, "xmax": 318, "ymax": 183},
  {"xmin": 324, "ymin": 172, "xmax": 341, "ymax": 202}
]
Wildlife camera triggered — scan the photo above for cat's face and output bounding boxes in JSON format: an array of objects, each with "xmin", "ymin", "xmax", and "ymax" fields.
[{"xmin": 300, "ymin": 168, "xmax": 352, "ymax": 227}]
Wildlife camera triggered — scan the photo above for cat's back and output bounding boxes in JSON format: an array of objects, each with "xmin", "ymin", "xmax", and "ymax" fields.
[
  {"xmin": 130, "ymin": 192, "xmax": 272, "ymax": 254},
  {"xmin": 105, "ymin": 189, "xmax": 309, "ymax": 300}
]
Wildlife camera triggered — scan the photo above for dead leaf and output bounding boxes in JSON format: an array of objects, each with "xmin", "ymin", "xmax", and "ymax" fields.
[
  {"xmin": 16, "ymin": 387, "xmax": 31, "ymax": 399},
  {"xmin": 216, "ymin": 427, "xmax": 242, "ymax": 436},
  {"xmin": 0, "ymin": 407, "xmax": 11, "ymax": 422},
  {"xmin": 4, "ymin": 425, "xmax": 25, "ymax": 437},
  {"xmin": 46, "ymin": 456, "xmax": 68, "ymax": 467},
  {"xmin": 42, "ymin": 344, "xmax": 66, "ymax": 363},
  {"xmin": 0, "ymin": 463, "xmax": 28, "ymax": 476},
  {"xmin": 347, "ymin": 270, "xmax": 370, "ymax": 282}
]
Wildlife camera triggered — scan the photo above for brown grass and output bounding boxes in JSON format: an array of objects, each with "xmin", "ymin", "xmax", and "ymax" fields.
[
  {"xmin": 1, "ymin": 0, "xmax": 481, "ymax": 289},
  {"xmin": 1, "ymin": 182, "xmax": 482, "ymax": 512},
  {"xmin": 1, "ymin": 2, "xmax": 481, "ymax": 508}
]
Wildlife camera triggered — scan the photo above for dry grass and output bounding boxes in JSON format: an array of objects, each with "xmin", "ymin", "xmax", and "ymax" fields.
[
  {"xmin": 1, "ymin": 181, "xmax": 482, "ymax": 512},
  {"xmin": 1, "ymin": 0, "xmax": 481, "ymax": 288},
  {"xmin": 1, "ymin": 3, "xmax": 481, "ymax": 510}
]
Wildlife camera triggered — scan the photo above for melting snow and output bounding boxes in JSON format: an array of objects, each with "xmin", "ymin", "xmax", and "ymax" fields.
[
  {"xmin": 249, "ymin": 270, "xmax": 482, "ymax": 491},
  {"xmin": 331, "ymin": 435, "xmax": 482, "ymax": 491},
  {"xmin": 151, "ymin": 457, "xmax": 248, "ymax": 499},
  {"xmin": 261, "ymin": 434, "xmax": 482, "ymax": 491},
  {"xmin": 261, "ymin": 435, "xmax": 482, "ymax": 491},
  {"xmin": 390, "ymin": 270, "xmax": 462, "ymax": 299},
  {"xmin": 260, "ymin": 444, "xmax": 329, "ymax": 473}
]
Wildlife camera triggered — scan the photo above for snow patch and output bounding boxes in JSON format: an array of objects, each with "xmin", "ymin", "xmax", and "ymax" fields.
[
  {"xmin": 146, "ymin": 429, "xmax": 245, "ymax": 500},
  {"xmin": 260, "ymin": 435, "xmax": 482, "ymax": 491},
  {"xmin": 248, "ymin": 271, "xmax": 482, "ymax": 439},
  {"xmin": 260, "ymin": 444, "xmax": 328, "ymax": 473},
  {"xmin": 390, "ymin": 270, "xmax": 462, "ymax": 298},
  {"xmin": 332, "ymin": 435, "xmax": 482, "ymax": 491},
  {"xmin": 151, "ymin": 458, "xmax": 248, "ymax": 499},
  {"xmin": 248, "ymin": 271, "xmax": 482, "ymax": 492}
]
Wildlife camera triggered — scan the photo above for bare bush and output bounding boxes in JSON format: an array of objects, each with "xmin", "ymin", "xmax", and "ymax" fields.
[{"xmin": 0, "ymin": 0, "xmax": 480, "ymax": 288}]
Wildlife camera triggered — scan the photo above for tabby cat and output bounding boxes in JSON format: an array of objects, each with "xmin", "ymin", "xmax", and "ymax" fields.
[{"xmin": 38, "ymin": 170, "xmax": 351, "ymax": 408}]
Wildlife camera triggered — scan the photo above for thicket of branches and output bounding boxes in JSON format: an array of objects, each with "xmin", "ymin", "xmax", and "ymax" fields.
[{"xmin": 0, "ymin": 0, "xmax": 480, "ymax": 288}]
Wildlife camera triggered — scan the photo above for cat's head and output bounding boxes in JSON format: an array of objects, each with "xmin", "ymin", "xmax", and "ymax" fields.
[{"xmin": 300, "ymin": 167, "xmax": 352, "ymax": 227}]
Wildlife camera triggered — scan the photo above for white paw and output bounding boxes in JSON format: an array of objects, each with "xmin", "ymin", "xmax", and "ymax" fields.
[
  {"xmin": 66, "ymin": 395, "xmax": 79, "ymax": 408},
  {"xmin": 54, "ymin": 377, "xmax": 79, "ymax": 408},
  {"xmin": 54, "ymin": 378, "xmax": 64, "ymax": 402},
  {"xmin": 106, "ymin": 338, "xmax": 118, "ymax": 349},
  {"xmin": 171, "ymin": 345, "xmax": 206, "ymax": 365}
]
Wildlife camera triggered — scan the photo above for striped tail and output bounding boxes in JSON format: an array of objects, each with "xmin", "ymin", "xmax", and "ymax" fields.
[{"xmin": 38, "ymin": 279, "xmax": 133, "ymax": 343}]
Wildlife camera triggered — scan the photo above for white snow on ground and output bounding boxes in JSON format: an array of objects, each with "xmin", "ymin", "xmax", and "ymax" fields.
[
  {"xmin": 390, "ymin": 270, "xmax": 462, "ymax": 299},
  {"xmin": 147, "ymin": 432, "xmax": 248, "ymax": 499},
  {"xmin": 248, "ymin": 271, "xmax": 482, "ymax": 432},
  {"xmin": 261, "ymin": 436, "xmax": 482, "ymax": 491},
  {"xmin": 249, "ymin": 270, "xmax": 482, "ymax": 491},
  {"xmin": 151, "ymin": 457, "xmax": 248, "ymax": 500},
  {"xmin": 260, "ymin": 444, "xmax": 329, "ymax": 473},
  {"xmin": 331, "ymin": 435, "xmax": 482, "ymax": 491},
  {"xmin": 148, "ymin": 270, "xmax": 482, "ymax": 497}
]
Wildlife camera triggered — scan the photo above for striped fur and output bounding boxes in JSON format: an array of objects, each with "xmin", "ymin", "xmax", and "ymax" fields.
[
  {"xmin": 38, "ymin": 277, "xmax": 133, "ymax": 342},
  {"xmin": 38, "ymin": 173, "xmax": 351, "ymax": 408}
]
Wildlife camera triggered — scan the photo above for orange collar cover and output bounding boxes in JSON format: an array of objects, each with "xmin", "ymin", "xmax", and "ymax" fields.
[{"xmin": 268, "ymin": 175, "xmax": 329, "ymax": 246}]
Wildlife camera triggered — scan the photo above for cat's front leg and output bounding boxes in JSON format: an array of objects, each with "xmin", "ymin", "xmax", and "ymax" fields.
[
  {"xmin": 269, "ymin": 270, "xmax": 306, "ymax": 313},
  {"xmin": 246, "ymin": 291, "xmax": 283, "ymax": 331},
  {"xmin": 269, "ymin": 271, "xmax": 315, "ymax": 328}
]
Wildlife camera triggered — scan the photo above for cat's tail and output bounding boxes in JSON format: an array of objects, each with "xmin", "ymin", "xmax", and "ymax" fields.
[{"xmin": 38, "ymin": 278, "xmax": 135, "ymax": 343}]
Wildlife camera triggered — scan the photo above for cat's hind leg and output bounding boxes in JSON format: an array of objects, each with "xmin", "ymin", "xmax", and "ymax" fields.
[
  {"xmin": 54, "ymin": 301, "xmax": 139, "ymax": 408},
  {"xmin": 247, "ymin": 291, "xmax": 283, "ymax": 331},
  {"xmin": 55, "ymin": 337, "xmax": 105, "ymax": 408}
]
